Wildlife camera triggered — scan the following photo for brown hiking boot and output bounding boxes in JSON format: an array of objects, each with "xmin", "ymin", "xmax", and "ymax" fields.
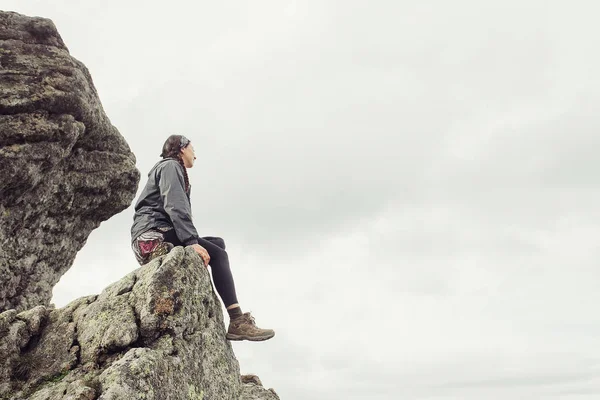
[{"xmin": 226, "ymin": 312, "xmax": 275, "ymax": 341}]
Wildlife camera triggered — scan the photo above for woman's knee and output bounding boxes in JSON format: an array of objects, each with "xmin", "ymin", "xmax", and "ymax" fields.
[{"xmin": 203, "ymin": 236, "xmax": 226, "ymax": 250}]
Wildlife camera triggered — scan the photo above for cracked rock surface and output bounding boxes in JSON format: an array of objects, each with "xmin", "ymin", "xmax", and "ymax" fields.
[
  {"xmin": 0, "ymin": 247, "xmax": 268, "ymax": 400},
  {"xmin": 0, "ymin": 11, "xmax": 280, "ymax": 399},
  {"xmin": 0, "ymin": 10, "xmax": 140, "ymax": 313},
  {"xmin": 240, "ymin": 375, "xmax": 281, "ymax": 400}
]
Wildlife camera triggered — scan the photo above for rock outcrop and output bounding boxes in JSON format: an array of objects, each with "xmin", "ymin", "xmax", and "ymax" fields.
[
  {"xmin": 0, "ymin": 11, "xmax": 280, "ymax": 399},
  {"xmin": 0, "ymin": 11, "xmax": 140, "ymax": 312},
  {"xmin": 0, "ymin": 247, "xmax": 280, "ymax": 400},
  {"xmin": 240, "ymin": 375, "xmax": 280, "ymax": 400}
]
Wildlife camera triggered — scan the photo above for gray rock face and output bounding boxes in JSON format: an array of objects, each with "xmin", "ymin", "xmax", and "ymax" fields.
[
  {"xmin": 0, "ymin": 11, "xmax": 280, "ymax": 399},
  {"xmin": 0, "ymin": 11, "xmax": 140, "ymax": 312},
  {"xmin": 0, "ymin": 247, "xmax": 280, "ymax": 400},
  {"xmin": 240, "ymin": 375, "xmax": 281, "ymax": 400}
]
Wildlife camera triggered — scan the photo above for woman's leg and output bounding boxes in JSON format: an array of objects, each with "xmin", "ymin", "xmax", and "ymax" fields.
[
  {"xmin": 198, "ymin": 238, "xmax": 273, "ymax": 341},
  {"xmin": 200, "ymin": 237, "xmax": 241, "ymax": 316},
  {"xmin": 196, "ymin": 236, "xmax": 239, "ymax": 308},
  {"xmin": 202, "ymin": 236, "xmax": 225, "ymax": 250},
  {"xmin": 163, "ymin": 231, "xmax": 239, "ymax": 308},
  {"xmin": 163, "ymin": 231, "xmax": 274, "ymax": 341}
]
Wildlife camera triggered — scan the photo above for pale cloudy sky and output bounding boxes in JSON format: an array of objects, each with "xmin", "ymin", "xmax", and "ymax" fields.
[{"xmin": 5, "ymin": 1, "xmax": 600, "ymax": 399}]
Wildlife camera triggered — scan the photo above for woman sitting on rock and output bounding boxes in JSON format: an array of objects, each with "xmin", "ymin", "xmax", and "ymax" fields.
[{"xmin": 130, "ymin": 134, "xmax": 274, "ymax": 342}]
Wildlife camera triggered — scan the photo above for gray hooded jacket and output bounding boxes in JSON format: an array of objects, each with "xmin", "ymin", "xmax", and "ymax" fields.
[{"xmin": 130, "ymin": 158, "xmax": 199, "ymax": 245}]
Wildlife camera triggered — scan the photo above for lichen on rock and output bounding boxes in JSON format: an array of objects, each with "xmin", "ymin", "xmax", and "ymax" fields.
[
  {"xmin": 0, "ymin": 10, "xmax": 140, "ymax": 313},
  {"xmin": 0, "ymin": 10, "xmax": 279, "ymax": 399},
  {"xmin": 0, "ymin": 247, "xmax": 248, "ymax": 400}
]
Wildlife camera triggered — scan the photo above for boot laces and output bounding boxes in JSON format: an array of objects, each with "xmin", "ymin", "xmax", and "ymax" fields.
[{"xmin": 245, "ymin": 312, "xmax": 256, "ymax": 326}]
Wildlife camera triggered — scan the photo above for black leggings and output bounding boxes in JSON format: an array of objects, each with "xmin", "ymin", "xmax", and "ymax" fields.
[{"xmin": 164, "ymin": 231, "xmax": 239, "ymax": 308}]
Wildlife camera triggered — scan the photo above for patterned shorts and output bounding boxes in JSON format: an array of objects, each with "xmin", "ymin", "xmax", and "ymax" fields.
[{"xmin": 131, "ymin": 227, "xmax": 174, "ymax": 266}]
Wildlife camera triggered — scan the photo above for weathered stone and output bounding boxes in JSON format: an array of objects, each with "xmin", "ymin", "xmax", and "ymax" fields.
[
  {"xmin": 0, "ymin": 309, "xmax": 18, "ymax": 333},
  {"xmin": 240, "ymin": 373, "xmax": 281, "ymax": 400},
  {"xmin": 27, "ymin": 380, "xmax": 96, "ymax": 400},
  {"xmin": 0, "ymin": 247, "xmax": 284, "ymax": 400},
  {"xmin": 75, "ymin": 294, "xmax": 139, "ymax": 365},
  {"xmin": 240, "ymin": 382, "xmax": 281, "ymax": 400},
  {"xmin": 16, "ymin": 305, "xmax": 50, "ymax": 336},
  {"xmin": 0, "ymin": 10, "xmax": 279, "ymax": 400},
  {"xmin": 242, "ymin": 374, "xmax": 263, "ymax": 386},
  {"xmin": 18, "ymin": 307, "xmax": 78, "ymax": 389},
  {"xmin": 97, "ymin": 272, "xmax": 136, "ymax": 301},
  {"xmin": 0, "ymin": 10, "xmax": 140, "ymax": 313},
  {"xmin": 0, "ymin": 314, "xmax": 30, "ymax": 395}
]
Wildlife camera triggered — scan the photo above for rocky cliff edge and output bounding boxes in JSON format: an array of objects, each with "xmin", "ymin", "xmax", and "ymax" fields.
[{"xmin": 0, "ymin": 247, "xmax": 280, "ymax": 400}]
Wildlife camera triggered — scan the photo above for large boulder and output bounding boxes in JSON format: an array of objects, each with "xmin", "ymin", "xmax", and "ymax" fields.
[
  {"xmin": 0, "ymin": 11, "xmax": 140, "ymax": 312},
  {"xmin": 0, "ymin": 247, "xmax": 278, "ymax": 400}
]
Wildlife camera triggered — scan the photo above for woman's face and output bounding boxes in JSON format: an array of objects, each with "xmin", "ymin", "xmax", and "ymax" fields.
[{"xmin": 180, "ymin": 143, "xmax": 196, "ymax": 168}]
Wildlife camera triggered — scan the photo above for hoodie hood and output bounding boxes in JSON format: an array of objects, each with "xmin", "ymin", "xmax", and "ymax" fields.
[{"xmin": 147, "ymin": 158, "xmax": 182, "ymax": 177}]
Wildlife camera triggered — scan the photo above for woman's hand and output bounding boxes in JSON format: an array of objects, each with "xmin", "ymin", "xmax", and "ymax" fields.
[{"xmin": 191, "ymin": 244, "xmax": 210, "ymax": 267}]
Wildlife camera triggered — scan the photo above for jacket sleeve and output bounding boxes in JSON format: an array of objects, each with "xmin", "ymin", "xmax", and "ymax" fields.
[{"xmin": 157, "ymin": 161, "xmax": 199, "ymax": 246}]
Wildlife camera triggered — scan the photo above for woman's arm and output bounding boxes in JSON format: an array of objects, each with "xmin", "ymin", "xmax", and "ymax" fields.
[{"xmin": 157, "ymin": 161, "xmax": 200, "ymax": 245}]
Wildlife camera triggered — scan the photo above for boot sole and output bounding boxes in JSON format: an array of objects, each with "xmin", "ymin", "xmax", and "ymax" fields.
[{"xmin": 226, "ymin": 332, "xmax": 275, "ymax": 341}]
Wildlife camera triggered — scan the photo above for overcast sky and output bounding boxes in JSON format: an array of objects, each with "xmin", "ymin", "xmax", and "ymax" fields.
[{"xmin": 5, "ymin": 1, "xmax": 600, "ymax": 399}]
